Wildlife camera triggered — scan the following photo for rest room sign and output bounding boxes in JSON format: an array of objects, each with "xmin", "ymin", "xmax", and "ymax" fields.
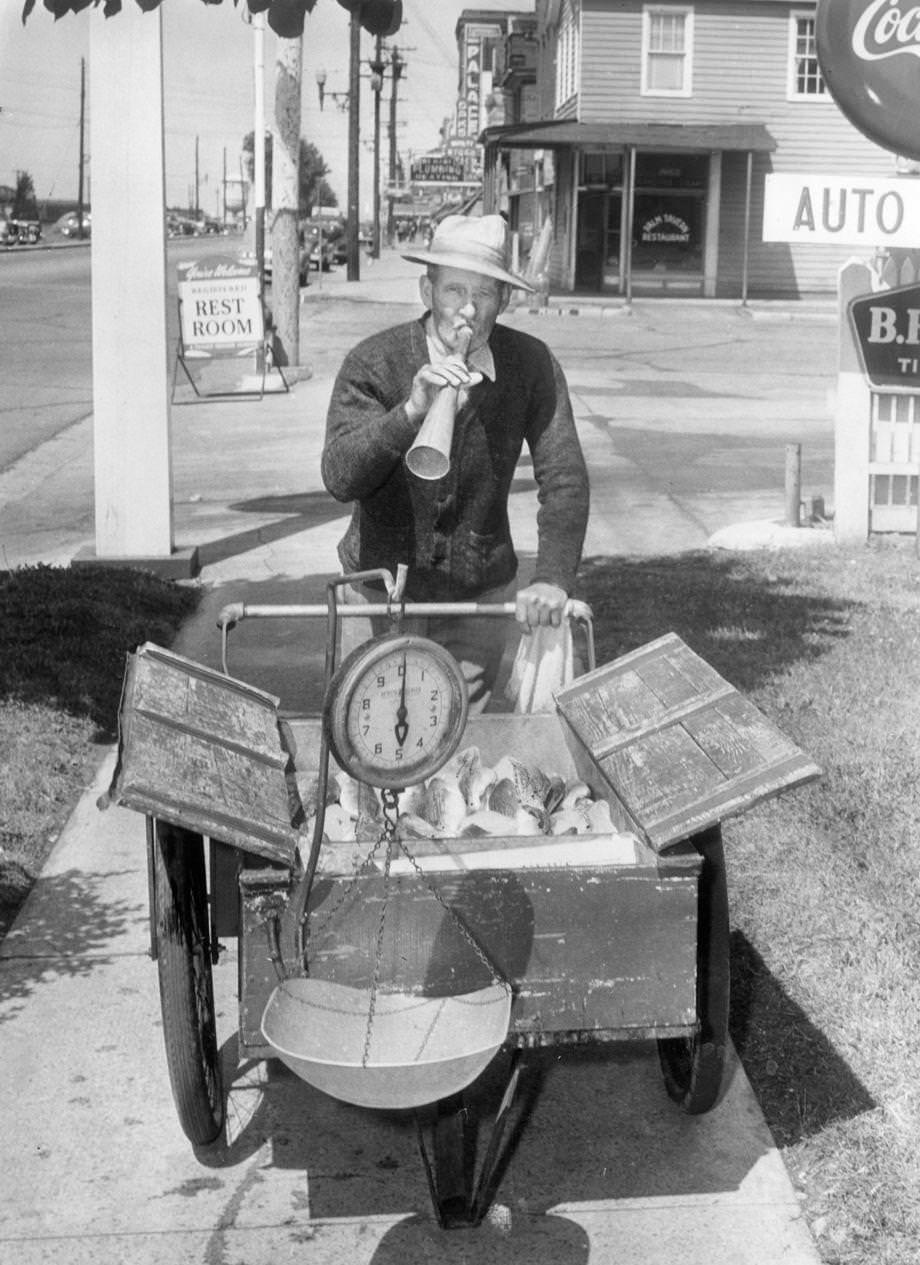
[
  {"xmin": 177, "ymin": 255, "xmax": 263, "ymax": 353},
  {"xmin": 849, "ymin": 283, "xmax": 920, "ymax": 389}
]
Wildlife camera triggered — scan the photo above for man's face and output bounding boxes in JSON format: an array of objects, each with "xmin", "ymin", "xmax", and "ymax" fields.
[{"xmin": 419, "ymin": 266, "xmax": 509, "ymax": 356}]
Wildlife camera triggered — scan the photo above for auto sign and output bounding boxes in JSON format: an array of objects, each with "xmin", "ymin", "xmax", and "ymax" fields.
[
  {"xmin": 848, "ymin": 282, "xmax": 920, "ymax": 388},
  {"xmin": 816, "ymin": 0, "xmax": 920, "ymax": 159}
]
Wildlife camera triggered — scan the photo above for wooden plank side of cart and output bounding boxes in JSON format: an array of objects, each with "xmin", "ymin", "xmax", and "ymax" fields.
[
  {"xmin": 554, "ymin": 631, "xmax": 822, "ymax": 850},
  {"xmin": 103, "ymin": 642, "xmax": 301, "ymax": 865},
  {"xmin": 238, "ymin": 848, "xmax": 701, "ymax": 1054}
]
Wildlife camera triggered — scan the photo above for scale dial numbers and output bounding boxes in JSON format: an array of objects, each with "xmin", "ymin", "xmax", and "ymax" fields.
[{"xmin": 326, "ymin": 634, "xmax": 469, "ymax": 788}]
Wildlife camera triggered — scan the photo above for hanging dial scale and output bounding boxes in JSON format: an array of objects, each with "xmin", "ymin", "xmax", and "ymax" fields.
[{"xmin": 324, "ymin": 631, "xmax": 469, "ymax": 788}]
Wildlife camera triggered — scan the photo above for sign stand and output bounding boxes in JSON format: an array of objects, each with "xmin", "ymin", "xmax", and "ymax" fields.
[{"xmin": 173, "ymin": 255, "xmax": 289, "ymax": 403}]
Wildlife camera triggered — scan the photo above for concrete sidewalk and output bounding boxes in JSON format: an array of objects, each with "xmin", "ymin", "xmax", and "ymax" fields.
[
  {"xmin": 1, "ymin": 756, "xmax": 822, "ymax": 1265},
  {"xmin": 0, "ymin": 248, "xmax": 827, "ymax": 1264}
]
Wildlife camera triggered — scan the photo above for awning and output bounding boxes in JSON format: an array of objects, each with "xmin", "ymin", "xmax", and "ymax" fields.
[{"xmin": 480, "ymin": 119, "xmax": 775, "ymax": 152}]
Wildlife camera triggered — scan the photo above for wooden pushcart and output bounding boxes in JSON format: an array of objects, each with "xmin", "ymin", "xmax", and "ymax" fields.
[{"xmin": 104, "ymin": 568, "xmax": 819, "ymax": 1227}]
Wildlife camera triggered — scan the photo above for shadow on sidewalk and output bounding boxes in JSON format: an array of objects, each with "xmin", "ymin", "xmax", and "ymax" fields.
[
  {"xmin": 0, "ymin": 866, "xmax": 139, "ymax": 1019},
  {"xmin": 195, "ymin": 491, "xmax": 347, "ymax": 571}
]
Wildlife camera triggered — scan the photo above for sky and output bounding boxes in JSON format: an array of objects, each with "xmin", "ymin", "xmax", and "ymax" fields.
[{"xmin": 0, "ymin": 0, "xmax": 523, "ymax": 216}]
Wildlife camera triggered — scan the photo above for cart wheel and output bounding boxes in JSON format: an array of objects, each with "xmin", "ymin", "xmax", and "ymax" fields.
[
  {"xmin": 153, "ymin": 820, "xmax": 225, "ymax": 1145},
  {"xmin": 657, "ymin": 824, "xmax": 729, "ymax": 1114}
]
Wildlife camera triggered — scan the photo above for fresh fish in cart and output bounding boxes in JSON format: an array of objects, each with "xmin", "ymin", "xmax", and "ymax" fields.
[
  {"xmin": 486, "ymin": 776, "xmax": 520, "ymax": 818},
  {"xmin": 418, "ymin": 774, "xmax": 468, "ymax": 834},
  {"xmin": 454, "ymin": 746, "xmax": 497, "ymax": 811}
]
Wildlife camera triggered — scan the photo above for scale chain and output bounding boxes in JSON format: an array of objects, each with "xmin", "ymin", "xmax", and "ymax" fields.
[
  {"xmin": 361, "ymin": 788, "xmax": 401, "ymax": 1068},
  {"xmin": 302, "ymin": 786, "xmax": 401, "ymax": 952}
]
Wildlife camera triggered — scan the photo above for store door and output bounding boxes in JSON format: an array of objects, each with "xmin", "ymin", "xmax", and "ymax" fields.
[
  {"xmin": 604, "ymin": 194, "xmax": 622, "ymax": 289},
  {"xmin": 576, "ymin": 193, "xmax": 605, "ymax": 290}
]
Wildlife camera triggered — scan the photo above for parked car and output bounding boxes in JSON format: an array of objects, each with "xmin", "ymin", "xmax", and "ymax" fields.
[
  {"xmin": 166, "ymin": 214, "xmax": 200, "ymax": 237},
  {"xmin": 1, "ymin": 217, "xmax": 43, "ymax": 245},
  {"xmin": 54, "ymin": 211, "xmax": 91, "ymax": 238},
  {"xmin": 301, "ymin": 221, "xmax": 338, "ymax": 271},
  {"xmin": 262, "ymin": 243, "xmax": 313, "ymax": 287}
]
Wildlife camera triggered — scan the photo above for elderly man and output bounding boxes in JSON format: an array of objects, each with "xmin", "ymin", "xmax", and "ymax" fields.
[{"xmin": 321, "ymin": 214, "xmax": 589, "ymax": 712}]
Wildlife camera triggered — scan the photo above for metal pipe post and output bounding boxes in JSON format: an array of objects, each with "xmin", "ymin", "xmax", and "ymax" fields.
[
  {"xmin": 785, "ymin": 442, "xmax": 802, "ymax": 527},
  {"xmin": 346, "ymin": 8, "xmax": 361, "ymax": 281}
]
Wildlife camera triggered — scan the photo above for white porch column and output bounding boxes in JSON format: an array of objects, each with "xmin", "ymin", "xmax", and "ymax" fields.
[
  {"xmin": 834, "ymin": 259, "xmax": 873, "ymax": 543},
  {"xmin": 86, "ymin": 6, "xmax": 192, "ymax": 573},
  {"xmin": 703, "ymin": 150, "xmax": 721, "ymax": 299}
]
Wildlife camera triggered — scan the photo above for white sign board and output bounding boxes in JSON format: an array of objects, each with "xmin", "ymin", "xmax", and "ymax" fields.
[
  {"xmin": 177, "ymin": 255, "xmax": 263, "ymax": 353},
  {"xmin": 763, "ymin": 173, "xmax": 920, "ymax": 248}
]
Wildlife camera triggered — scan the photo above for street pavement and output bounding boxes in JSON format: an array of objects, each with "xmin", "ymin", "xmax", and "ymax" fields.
[{"xmin": 0, "ymin": 248, "xmax": 834, "ymax": 1264}]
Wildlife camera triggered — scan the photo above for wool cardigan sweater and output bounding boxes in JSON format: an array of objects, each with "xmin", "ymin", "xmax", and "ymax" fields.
[{"xmin": 321, "ymin": 316, "xmax": 590, "ymax": 602}]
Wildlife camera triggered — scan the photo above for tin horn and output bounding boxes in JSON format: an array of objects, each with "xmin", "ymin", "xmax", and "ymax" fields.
[{"xmin": 405, "ymin": 330, "xmax": 471, "ymax": 481}]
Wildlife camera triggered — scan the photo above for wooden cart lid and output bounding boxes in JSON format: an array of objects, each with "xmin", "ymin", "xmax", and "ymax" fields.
[
  {"xmin": 554, "ymin": 632, "xmax": 821, "ymax": 851},
  {"xmin": 103, "ymin": 642, "xmax": 302, "ymax": 865}
]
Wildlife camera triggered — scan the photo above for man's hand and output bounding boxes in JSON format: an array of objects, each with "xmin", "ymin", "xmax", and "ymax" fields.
[
  {"xmin": 405, "ymin": 361, "xmax": 483, "ymax": 425},
  {"xmin": 515, "ymin": 582, "xmax": 568, "ymax": 630}
]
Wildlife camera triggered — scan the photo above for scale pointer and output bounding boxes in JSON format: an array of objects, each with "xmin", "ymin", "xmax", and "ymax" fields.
[{"xmin": 394, "ymin": 653, "xmax": 409, "ymax": 747}]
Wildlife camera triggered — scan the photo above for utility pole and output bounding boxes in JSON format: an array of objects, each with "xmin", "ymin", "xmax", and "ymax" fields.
[
  {"xmin": 253, "ymin": 14, "xmax": 266, "ymax": 280},
  {"xmin": 239, "ymin": 154, "xmax": 248, "ymax": 231},
  {"xmin": 77, "ymin": 57, "xmax": 86, "ymax": 240},
  {"xmin": 194, "ymin": 135, "xmax": 200, "ymax": 219},
  {"xmin": 272, "ymin": 26, "xmax": 303, "ymax": 365},
  {"xmin": 346, "ymin": 7, "xmax": 361, "ymax": 281},
  {"xmin": 387, "ymin": 45, "xmax": 403, "ymax": 247},
  {"xmin": 369, "ymin": 35, "xmax": 385, "ymax": 259}
]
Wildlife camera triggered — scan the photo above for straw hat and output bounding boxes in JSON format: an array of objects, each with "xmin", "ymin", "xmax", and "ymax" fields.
[{"xmin": 404, "ymin": 214, "xmax": 534, "ymax": 291}]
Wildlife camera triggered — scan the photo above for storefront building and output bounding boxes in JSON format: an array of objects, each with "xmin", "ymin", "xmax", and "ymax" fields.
[{"xmin": 479, "ymin": 0, "xmax": 902, "ymax": 300}]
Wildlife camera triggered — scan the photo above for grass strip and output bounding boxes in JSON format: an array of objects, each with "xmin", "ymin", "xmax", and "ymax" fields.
[
  {"xmin": 577, "ymin": 539, "xmax": 920, "ymax": 1264},
  {"xmin": 0, "ymin": 564, "xmax": 200, "ymax": 936}
]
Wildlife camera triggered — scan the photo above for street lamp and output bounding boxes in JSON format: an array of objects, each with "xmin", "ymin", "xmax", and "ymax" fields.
[{"xmin": 315, "ymin": 66, "xmax": 350, "ymax": 112}]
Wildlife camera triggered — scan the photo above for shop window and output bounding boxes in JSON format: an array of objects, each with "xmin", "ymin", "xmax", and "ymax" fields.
[
  {"xmin": 632, "ymin": 194, "xmax": 703, "ymax": 273},
  {"xmin": 635, "ymin": 153, "xmax": 706, "ymax": 190},
  {"xmin": 788, "ymin": 13, "xmax": 827, "ymax": 98},
  {"xmin": 581, "ymin": 151, "xmax": 624, "ymax": 188},
  {"xmin": 555, "ymin": 0, "xmax": 579, "ymax": 107},
  {"xmin": 642, "ymin": 6, "xmax": 693, "ymax": 97}
]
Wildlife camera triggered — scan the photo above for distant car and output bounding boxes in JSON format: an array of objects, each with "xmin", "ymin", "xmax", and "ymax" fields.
[
  {"xmin": 308, "ymin": 238, "xmax": 336, "ymax": 271},
  {"xmin": 301, "ymin": 221, "xmax": 338, "ymax": 271},
  {"xmin": 20, "ymin": 220, "xmax": 42, "ymax": 243},
  {"xmin": 166, "ymin": 215, "xmax": 200, "ymax": 237},
  {"xmin": 54, "ymin": 211, "xmax": 91, "ymax": 238},
  {"xmin": 2, "ymin": 218, "xmax": 42, "ymax": 245},
  {"xmin": 262, "ymin": 243, "xmax": 312, "ymax": 287}
]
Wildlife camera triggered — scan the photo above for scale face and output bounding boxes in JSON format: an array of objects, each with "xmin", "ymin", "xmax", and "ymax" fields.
[{"xmin": 325, "ymin": 632, "xmax": 469, "ymax": 788}]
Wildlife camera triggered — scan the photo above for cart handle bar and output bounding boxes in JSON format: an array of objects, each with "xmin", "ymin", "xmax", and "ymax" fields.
[{"xmin": 217, "ymin": 599, "xmax": 594, "ymax": 675}]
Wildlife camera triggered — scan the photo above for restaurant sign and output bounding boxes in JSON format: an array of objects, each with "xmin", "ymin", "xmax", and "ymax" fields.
[{"xmin": 849, "ymin": 282, "xmax": 920, "ymax": 388}]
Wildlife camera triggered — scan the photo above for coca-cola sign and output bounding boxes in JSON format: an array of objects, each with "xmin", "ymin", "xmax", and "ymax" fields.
[{"xmin": 816, "ymin": 0, "xmax": 920, "ymax": 157}]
